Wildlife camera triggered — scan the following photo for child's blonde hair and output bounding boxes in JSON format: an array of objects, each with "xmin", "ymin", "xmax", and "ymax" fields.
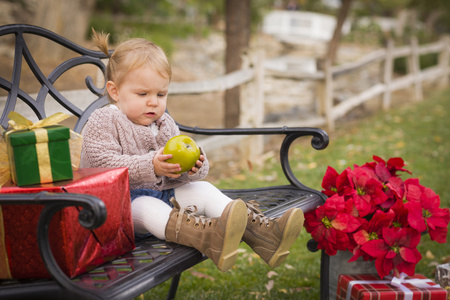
[{"xmin": 91, "ymin": 29, "xmax": 172, "ymax": 100}]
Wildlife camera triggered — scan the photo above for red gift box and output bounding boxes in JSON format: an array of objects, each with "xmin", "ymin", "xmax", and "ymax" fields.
[
  {"xmin": 0, "ymin": 168, "xmax": 135, "ymax": 279},
  {"xmin": 337, "ymin": 273, "xmax": 448, "ymax": 300}
]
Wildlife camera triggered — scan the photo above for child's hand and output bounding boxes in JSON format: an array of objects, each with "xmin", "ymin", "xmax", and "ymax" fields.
[
  {"xmin": 188, "ymin": 154, "xmax": 205, "ymax": 175},
  {"xmin": 153, "ymin": 148, "xmax": 182, "ymax": 178}
]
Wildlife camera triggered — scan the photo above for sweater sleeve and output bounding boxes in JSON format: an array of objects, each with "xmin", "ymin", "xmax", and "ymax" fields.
[{"xmin": 80, "ymin": 108, "xmax": 161, "ymax": 186}]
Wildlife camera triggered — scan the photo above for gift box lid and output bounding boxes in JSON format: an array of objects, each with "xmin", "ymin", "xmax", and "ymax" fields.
[{"xmin": 6, "ymin": 126, "xmax": 70, "ymax": 147}]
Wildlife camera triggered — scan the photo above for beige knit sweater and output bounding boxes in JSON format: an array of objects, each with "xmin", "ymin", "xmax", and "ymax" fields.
[{"xmin": 80, "ymin": 106, "xmax": 209, "ymax": 190}]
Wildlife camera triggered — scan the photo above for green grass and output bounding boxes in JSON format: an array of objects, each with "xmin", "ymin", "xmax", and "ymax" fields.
[{"xmin": 140, "ymin": 88, "xmax": 450, "ymax": 299}]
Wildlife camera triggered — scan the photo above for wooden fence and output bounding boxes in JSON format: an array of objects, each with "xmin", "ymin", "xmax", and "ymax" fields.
[
  {"xmin": 3, "ymin": 35, "xmax": 448, "ymax": 162},
  {"xmin": 319, "ymin": 35, "xmax": 450, "ymax": 130},
  {"xmin": 168, "ymin": 35, "xmax": 450, "ymax": 136}
]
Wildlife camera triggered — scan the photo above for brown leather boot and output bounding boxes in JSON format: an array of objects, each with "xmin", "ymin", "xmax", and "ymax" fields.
[
  {"xmin": 243, "ymin": 200, "xmax": 304, "ymax": 268},
  {"xmin": 165, "ymin": 198, "xmax": 247, "ymax": 272}
]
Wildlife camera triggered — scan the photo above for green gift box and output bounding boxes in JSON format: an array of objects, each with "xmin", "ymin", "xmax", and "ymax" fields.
[{"xmin": 5, "ymin": 125, "xmax": 73, "ymax": 186}]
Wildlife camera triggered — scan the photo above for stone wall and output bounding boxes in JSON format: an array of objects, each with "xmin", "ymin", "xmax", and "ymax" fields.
[{"xmin": 0, "ymin": 0, "xmax": 95, "ymax": 57}]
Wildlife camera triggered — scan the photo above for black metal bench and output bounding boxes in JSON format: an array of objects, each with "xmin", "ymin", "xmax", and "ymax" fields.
[{"xmin": 0, "ymin": 24, "xmax": 330, "ymax": 300}]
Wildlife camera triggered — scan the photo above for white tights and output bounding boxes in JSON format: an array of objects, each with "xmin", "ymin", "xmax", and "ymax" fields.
[{"xmin": 131, "ymin": 181, "xmax": 233, "ymax": 240}]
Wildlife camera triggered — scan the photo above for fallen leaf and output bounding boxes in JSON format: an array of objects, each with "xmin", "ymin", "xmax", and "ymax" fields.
[
  {"xmin": 267, "ymin": 271, "xmax": 278, "ymax": 278},
  {"xmin": 290, "ymin": 287, "xmax": 312, "ymax": 293},
  {"xmin": 395, "ymin": 141, "xmax": 405, "ymax": 149},
  {"xmin": 428, "ymin": 262, "xmax": 439, "ymax": 267},
  {"xmin": 265, "ymin": 280, "xmax": 274, "ymax": 293},
  {"xmin": 337, "ymin": 159, "xmax": 347, "ymax": 167},
  {"xmin": 442, "ymin": 255, "xmax": 450, "ymax": 263},
  {"xmin": 296, "ymin": 162, "xmax": 306, "ymax": 170},
  {"xmin": 233, "ymin": 174, "xmax": 247, "ymax": 181},
  {"xmin": 249, "ymin": 291, "xmax": 262, "ymax": 299},
  {"xmin": 284, "ymin": 264, "xmax": 294, "ymax": 270},
  {"xmin": 189, "ymin": 271, "xmax": 215, "ymax": 281},
  {"xmin": 308, "ymin": 162, "xmax": 317, "ymax": 169},
  {"xmin": 425, "ymin": 250, "xmax": 435, "ymax": 259}
]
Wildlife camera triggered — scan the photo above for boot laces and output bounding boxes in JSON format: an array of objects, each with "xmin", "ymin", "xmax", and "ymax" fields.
[
  {"xmin": 170, "ymin": 197, "xmax": 213, "ymax": 236},
  {"xmin": 247, "ymin": 200, "xmax": 274, "ymax": 227}
]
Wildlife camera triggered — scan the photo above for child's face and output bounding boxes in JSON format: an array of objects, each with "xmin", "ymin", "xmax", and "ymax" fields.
[{"xmin": 107, "ymin": 64, "xmax": 170, "ymax": 126}]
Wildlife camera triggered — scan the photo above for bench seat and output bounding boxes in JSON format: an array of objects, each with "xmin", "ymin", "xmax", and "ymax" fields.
[{"xmin": 0, "ymin": 187, "xmax": 323, "ymax": 300}]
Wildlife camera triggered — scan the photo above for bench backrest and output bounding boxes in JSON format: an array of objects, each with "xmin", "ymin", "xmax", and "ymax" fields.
[
  {"xmin": 0, "ymin": 24, "xmax": 110, "ymax": 133},
  {"xmin": 0, "ymin": 24, "xmax": 232, "ymax": 137}
]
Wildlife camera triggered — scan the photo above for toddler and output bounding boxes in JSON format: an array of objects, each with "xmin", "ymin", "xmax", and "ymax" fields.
[{"xmin": 80, "ymin": 30, "xmax": 304, "ymax": 272}]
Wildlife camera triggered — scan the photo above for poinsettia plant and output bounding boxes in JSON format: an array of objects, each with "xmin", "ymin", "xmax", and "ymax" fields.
[{"xmin": 304, "ymin": 155, "xmax": 450, "ymax": 279}]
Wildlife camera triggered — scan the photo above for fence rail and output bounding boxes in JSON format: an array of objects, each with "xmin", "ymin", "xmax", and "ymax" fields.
[{"xmin": 167, "ymin": 35, "xmax": 450, "ymax": 133}]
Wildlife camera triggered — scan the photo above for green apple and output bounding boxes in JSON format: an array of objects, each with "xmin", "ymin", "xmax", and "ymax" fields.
[{"xmin": 163, "ymin": 135, "xmax": 201, "ymax": 174}]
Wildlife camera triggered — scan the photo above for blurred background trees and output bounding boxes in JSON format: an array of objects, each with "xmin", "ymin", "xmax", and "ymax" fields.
[
  {"xmin": 1, "ymin": 0, "xmax": 450, "ymax": 127},
  {"xmin": 2, "ymin": 0, "xmax": 450, "ymax": 64}
]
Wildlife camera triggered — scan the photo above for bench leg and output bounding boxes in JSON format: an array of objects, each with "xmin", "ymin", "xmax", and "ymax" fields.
[
  {"xmin": 166, "ymin": 273, "xmax": 181, "ymax": 300},
  {"xmin": 320, "ymin": 250, "xmax": 330, "ymax": 300}
]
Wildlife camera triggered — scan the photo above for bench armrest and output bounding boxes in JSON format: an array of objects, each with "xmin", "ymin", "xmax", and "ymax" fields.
[
  {"xmin": 179, "ymin": 124, "xmax": 329, "ymax": 199},
  {"xmin": 0, "ymin": 192, "xmax": 107, "ymax": 300}
]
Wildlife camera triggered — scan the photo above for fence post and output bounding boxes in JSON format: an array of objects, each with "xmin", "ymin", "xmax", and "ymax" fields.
[
  {"xmin": 408, "ymin": 36, "xmax": 423, "ymax": 101},
  {"xmin": 239, "ymin": 50, "xmax": 265, "ymax": 166},
  {"xmin": 324, "ymin": 58, "xmax": 335, "ymax": 131},
  {"xmin": 438, "ymin": 35, "xmax": 450, "ymax": 89},
  {"xmin": 382, "ymin": 38, "xmax": 394, "ymax": 110}
]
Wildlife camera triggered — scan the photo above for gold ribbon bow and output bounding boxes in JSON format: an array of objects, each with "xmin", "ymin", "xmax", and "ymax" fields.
[
  {"xmin": 7, "ymin": 111, "xmax": 70, "ymax": 130},
  {"xmin": 0, "ymin": 112, "xmax": 82, "ymax": 188}
]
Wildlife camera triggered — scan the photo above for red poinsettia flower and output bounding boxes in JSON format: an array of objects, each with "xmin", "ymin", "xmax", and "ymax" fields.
[
  {"xmin": 321, "ymin": 166, "xmax": 353, "ymax": 197},
  {"xmin": 385, "ymin": 176, "xmax": 404, "ymax": 200},
  {"xmin": 347, "ymin": 168, "xmax": 388, "ymax": 217},
  {"xmin": 404, "ymin": 179, "xmax": 450, "ymax": 243},
  {"xmin": 403, "ymin": 178, "xmax": 423, "ymax": 202},
  {"xmin": 321, "ymin": 166, "xmax": 339, "ymax": 197},
  {"xmin": 311, "ymin": 155, "xmax": 449, "ymax": 279},
  {"xmin": 379, "ymin": 176, "xmax": 405, "ymax": 210},
  {"xmin": 362, "ymin": 227, "xmax": 422, "ymax": 278},
  {"xmin": 362, "ymin": 160, "xmax": 390, "ymax": 183},
  {"xmin": 390, "ymin": 198, "xmax": 410, "ymax": 228},
  {"xmin": 349, "ymin": 209, "xmax": 395, "ymax": 262},
  {"xmin": 304, "ymin": 194, "xmax": 361, "ymax": 256},
  {"xmin": 373, "ymin": 155, "xmax": 412, "ymax": 177}
]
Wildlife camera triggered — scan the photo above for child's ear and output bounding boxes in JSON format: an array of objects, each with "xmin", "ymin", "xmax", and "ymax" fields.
[{"xmin": 106, "ymin": 81, "xmax": 119, "ymax": 102}]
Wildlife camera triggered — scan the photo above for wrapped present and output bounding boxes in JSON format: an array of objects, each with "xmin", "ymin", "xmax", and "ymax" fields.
[
  {"xmin": 337, "ymin": 273, "xmax": 448, "ymax": 300},
  {"xmin": 0, "ymin": 167, "xmax": 135, "ymax": 279},
  {"xmin": 5, "ymin": 125, "xmax": 73, "ymax": 186},
  {"xmin": 3, "ymin": 112, "xmax": 77, "ymax": 186},
  {"xmin": 436, "ymin": 263, "xmax": 450, "ymax": 297}
]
